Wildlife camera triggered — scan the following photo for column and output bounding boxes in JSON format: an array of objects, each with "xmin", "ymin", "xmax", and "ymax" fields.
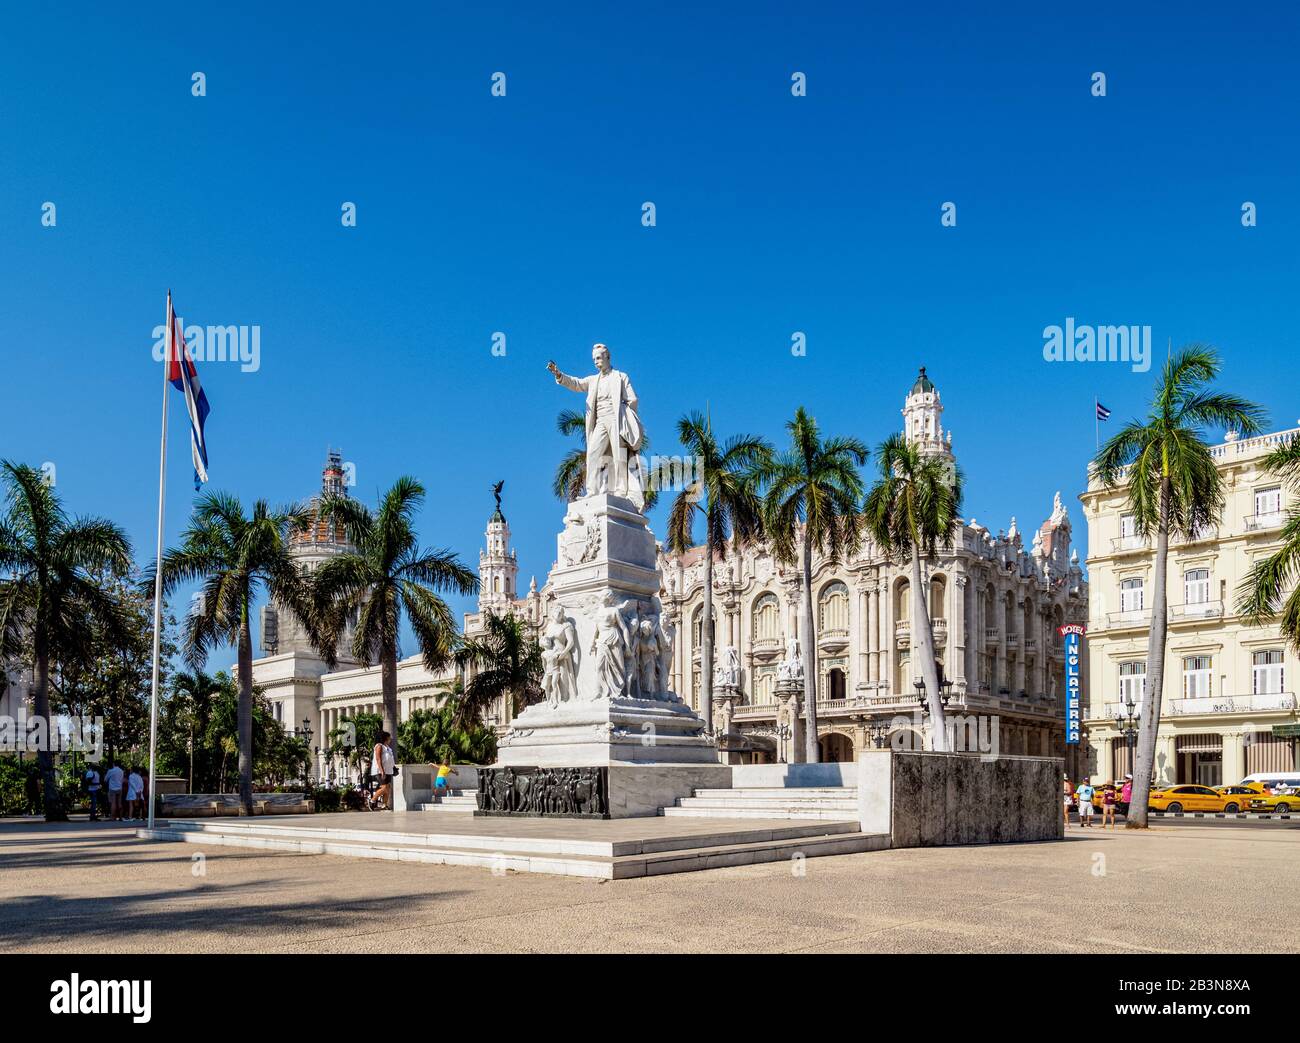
[
  {"xmin": 867, "ymin": 582, "xmax": 880, "ymax": 686},
  {"xmin": 1156, "ymin": 733, "xmax": 1177, "ymax": 785},
  {"xmin": 953, "ymin": 572, "xmax": 969, "ymax": 690},
  {"xmin": 1222, "ymin": 731, "xmax": 1245, "ymax": 785},
  {"xmin": 880, "ymin": 577, "xmax": 893, "ymax": 693}
]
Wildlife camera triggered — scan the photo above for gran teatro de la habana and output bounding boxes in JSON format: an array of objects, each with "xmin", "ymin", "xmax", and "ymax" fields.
[{"xmin": 254, "ymin": 370, "xmax": 1090, "ymax": 780}]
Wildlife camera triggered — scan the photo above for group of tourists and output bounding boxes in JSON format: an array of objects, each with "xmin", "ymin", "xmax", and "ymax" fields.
[
  {"xmin": 82, "ymin": 762, "xmax": 149, "ymax": 821},
  {"xmin": 1063, "ymin": 773, "xmax": 1134, "ymax": 829}
]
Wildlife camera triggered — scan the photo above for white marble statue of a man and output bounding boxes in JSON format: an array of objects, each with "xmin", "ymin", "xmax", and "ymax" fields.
[{"xmin": 547, "ymin": 344, "xmax": 646, "ymax": 510}]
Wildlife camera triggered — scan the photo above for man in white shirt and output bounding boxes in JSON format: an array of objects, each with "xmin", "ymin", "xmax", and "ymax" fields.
[
  {"xmin": 126, "ymin": 769, "xmax": 144, "ymax": 820},
  {"xmin": 104, "ymin": 763, "xmax": 124, "ymax": 821}
]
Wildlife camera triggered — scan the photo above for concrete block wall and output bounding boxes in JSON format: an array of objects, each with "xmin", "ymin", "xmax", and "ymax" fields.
[{"xmin": 858, "ymin": 750, "xmax": 1063, "ymax": 846}]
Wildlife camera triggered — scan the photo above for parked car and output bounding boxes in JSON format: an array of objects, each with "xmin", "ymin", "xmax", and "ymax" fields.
[
  {"xmin": 1247, "ymin": 792, "xmax": 1298, "ymax": 814},
  {"xmin": 1147, "ymin": 784, "xmax": 1232, "ymax": 813},
  {"xmin": 1213, "ymin": 783, "xmax": 1270, "ymax": 812}
]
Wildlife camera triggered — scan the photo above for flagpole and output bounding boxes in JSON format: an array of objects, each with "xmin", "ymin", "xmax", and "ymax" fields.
[
  {"xmin": 146, "ymin": 292, "xmax": 171, "ymax": 830},
  {"xmin": 1095, "ymin": 396, "xmax": 1099, "ymax": 451}
]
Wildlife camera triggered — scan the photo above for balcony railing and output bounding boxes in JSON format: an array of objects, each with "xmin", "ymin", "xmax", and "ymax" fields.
[
  {"xmin": 1168, "ymin": 692, "xmax": 1297, "ymax": 715},
  {"xmin": 1244, "ymin": 511, "xmax": 1285, "ymax": 533},
  {"xmin": 1111, "ymin": 534, "xmax": 1150, "ymax": 553},
  {"xmin": 984, "ymin": 627, "xmax": 1000, "ymax": 646},
  {"xmin": 1168, "ymin": 599, "xmax": 1224, "ymax": 622},
  {"xmin": 1106, "ymin": 608, "xmax": 1149, "ymax": 628},
  {"xmin": 1102, "ymin": 693, "xmax": 1298, "ymax": 718}
]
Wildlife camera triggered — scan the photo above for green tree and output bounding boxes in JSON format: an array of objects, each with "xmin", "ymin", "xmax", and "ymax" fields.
[
  {"xmin": 313, "ymin": 477, "xmax": 478, "ymax": 749},
  {"xmin": 664, "ymin": 411, "xmax": 771, "ymax": 735},
  {"xmin": 149, "ymin": 493, "xmax": 320, "ymax": 814},
  {"xmin": 1238, "ymin": 434, "xmax": 1300, "ymax": 652},
  {"xmin": 326, "ymin": 710, "xmax": 385, "ymax": 781},
  {"xmin": 761, "ymin": 409, "xmax": 868, "ymax": 763},
  {"xmin": 398, "ymin": 695, "xmax": 498, "ymax": 766},
  {"xmin": 863, "ymin": 433, "xmax": 963, "ymax": 751},
  {"xmin": 1093, "ymin": 346, "xmax": 1265, "ymax": 828},
  {"xmin": 0, "ymin": 461, "xmax": 133, "ymax": 820},
  {"xmin": 454, "ymin": 612, "xmax": 543, "ymax": 726}
]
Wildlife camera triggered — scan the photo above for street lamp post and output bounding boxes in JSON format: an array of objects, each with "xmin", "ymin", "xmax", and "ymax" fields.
[{"xmin": 1113, "ymin": 695, "xmax": 1140, "ymax": 775}]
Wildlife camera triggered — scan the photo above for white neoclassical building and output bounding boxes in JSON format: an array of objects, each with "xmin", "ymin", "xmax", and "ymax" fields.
[
  {"xmin": 254, "ymin": 371, "xmax": 1089, "ymax": 777},
  {"xmin": 659, "ymin": 369, "xmax": 1088, "ymax": 766},
  {"xmin": 1080, "ymin": 426, "xmax": 1300, "ymax": 786}
]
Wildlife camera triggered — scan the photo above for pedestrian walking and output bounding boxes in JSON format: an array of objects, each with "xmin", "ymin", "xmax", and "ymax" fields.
[
  {"xmin": 1063, "ymin": 774, "xmax": 1073, "ymax": 827},
  {"xmin": 370, "ymin": 731, "xmax": 395, "ymax": 811},
  {"xmin": 1120, "ymin": 773, "xmax": 1133, "ymax": 817},
  {"xmin": 1076, "ymin": 780, "xmax": 1096, "ymax": 827}
]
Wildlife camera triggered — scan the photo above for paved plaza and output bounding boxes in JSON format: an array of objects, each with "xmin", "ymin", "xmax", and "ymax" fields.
[{"xmin": 3, "ymin": 817, "xmax": 1296, "ymax": 953}]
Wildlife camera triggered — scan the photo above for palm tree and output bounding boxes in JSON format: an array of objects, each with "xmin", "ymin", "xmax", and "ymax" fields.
[
  {"xmin": 150, "ymin": 492, "xmax": 320, "ymax": 814},
  {"xmin": 398, "ymin": 695, "xmax": 498, "ymax": 766},
  {"xmin": 454, "ymin": 612, "xmax": 544, "ymax": 727},
  {"xmin": 863, "ymin": 434, "xmax": 963, "ymax": 751},
  {"xmin": 1093, "ymin": 346, "xmax": 1265, "ymax": 828},
  {"xmin": 761, "ymin": 409, "xmax": 868, "ymax": 763},
  {"xmin": 664, "ymin": 411, "xmax": 771, "ymax": 735},
  {"xmin": 552, "ymin": 409, "xmax": 659, "ymax": 509},
  {"xmin": 0, "ymin": 462, "xmax": 132, "ymax": 821},
  {"xmin": 1238, "ymin": 433, "xmax": 1300, "ymax": 650},
  {"xmin": 313, "ymin": 477, "xmax": 478, "ymax": 753}
]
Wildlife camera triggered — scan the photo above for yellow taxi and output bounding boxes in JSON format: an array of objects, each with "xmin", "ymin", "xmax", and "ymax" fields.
[
  {"xmin": 1214, "ymin": 783, "xmax": 1270, "ymax": 813},
  {"xmin": 1147, "ymin": 784, "xmax": 1232, "ymax": 813},
  {"xmin": 1246, "ymin": 790, "xmax": 1299, "ymax": 814}
]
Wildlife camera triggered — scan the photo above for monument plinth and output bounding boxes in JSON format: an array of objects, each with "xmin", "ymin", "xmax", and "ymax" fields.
[{"xmin": 483, "ymin": 346, "xmax": 724, "ymax": 818}]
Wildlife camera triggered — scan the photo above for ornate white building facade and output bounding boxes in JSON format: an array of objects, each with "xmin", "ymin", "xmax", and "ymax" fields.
[
  {"xmin": 659, "ymin": 369, "xmax": 1088, "ymax": 765},
  {"xmin": 253, "ymin": 370, "xmax": 1088, "ymax": 776}
]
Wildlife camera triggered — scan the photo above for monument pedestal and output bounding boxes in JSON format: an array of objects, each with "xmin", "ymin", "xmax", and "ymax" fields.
[{"xmin": 490, "ymin": 491, "xmax": 720, "ymax": 817}]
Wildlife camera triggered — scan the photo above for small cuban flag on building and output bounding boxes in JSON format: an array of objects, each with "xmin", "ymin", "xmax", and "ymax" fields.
[
  {"xmin": 165, "ymin": 292, "xmax": 210, "ymax": 490},
  {"xmin": 1096, "ymin": 400, "xmax": 1111, "ymax": 421}
]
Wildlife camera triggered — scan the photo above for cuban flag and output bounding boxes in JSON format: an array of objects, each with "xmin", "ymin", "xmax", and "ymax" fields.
[
  {"xmin": 1096, "ymin": 401, "xmax": 1111, "ymax": 421},
  {"xmin": 165, "ymin": 294, "xmax": 210, "ymax": 490}
]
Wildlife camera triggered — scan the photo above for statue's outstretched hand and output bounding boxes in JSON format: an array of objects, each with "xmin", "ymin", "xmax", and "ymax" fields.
[{"xmin": 546, "ymin": 360, "xmax": 559, "ymax": 376}]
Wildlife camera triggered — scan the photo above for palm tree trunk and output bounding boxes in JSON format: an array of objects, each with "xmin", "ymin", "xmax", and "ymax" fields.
[
  {"xmin": 1128, "ymin": 478, "xmax": 1171, "ymax": 829},
  {"xmin": 381, "ymin": 638, "xmax": 399, "ymax": 748},
  {"xmin": 912, "ymin": 546, "xmax": 949, "ymax": 751},
  {"xmin": 237, "ymin": 617, "xmax": 254, "ymax": 815},
  {"xmin": 802, "ymin": 533, "xmax": 820, "ymax": 763},
  {"xmin": 33, "ymin": 640, "xmax": 66, "ymax": 822},
  {"xmin": 701, "ymin": 544, "xmax": 715, "ymax": 740}
]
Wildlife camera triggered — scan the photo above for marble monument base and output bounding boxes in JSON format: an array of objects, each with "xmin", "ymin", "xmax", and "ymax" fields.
[{"xmin": 497, "ymin": 695, "xmax": 719, "ymax": 768}]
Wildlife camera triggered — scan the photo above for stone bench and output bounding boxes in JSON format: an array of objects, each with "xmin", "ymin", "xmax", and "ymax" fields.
[{"xmin": 160, "ymin": 794, "xmax": 314, "ymax": 817}]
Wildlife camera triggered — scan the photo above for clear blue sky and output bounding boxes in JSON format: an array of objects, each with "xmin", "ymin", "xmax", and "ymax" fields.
[{"xmin": 2, "ymin": 3, "xmax": 1297, "ymax": 667}]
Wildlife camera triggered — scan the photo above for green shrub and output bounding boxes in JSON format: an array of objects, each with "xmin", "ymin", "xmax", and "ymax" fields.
[{"xmin": 311, "ymin": 787, "xmax": 342, "ymax": 813}]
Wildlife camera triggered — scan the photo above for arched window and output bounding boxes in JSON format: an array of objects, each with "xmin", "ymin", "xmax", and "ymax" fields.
[
  {"xmin": 752, "ymin": 593, "xmax": 780, "ymax": 642},
  {"xmin": 692, "ymin": 607, "xmax": 703, "ymax": 647},
  {"xmin": 930, "ymin": 575, "xmax": 946, "ymax": 618},
  {"xmin": 819, "ymin": 582, "xmax": 849, "ymax": 633}
]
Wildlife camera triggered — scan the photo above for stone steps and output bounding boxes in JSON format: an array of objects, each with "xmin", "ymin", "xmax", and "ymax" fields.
[
  {"xmin": 136, "ymin": 818, "xmax": 884, "ymax": 879},
  {"xmin": 415, "ymin": 792, "xmax": 479, "ymax": 813},
  {"xmin": 663, "ymin": 785, "xmax": 861, "ymax": 821}
]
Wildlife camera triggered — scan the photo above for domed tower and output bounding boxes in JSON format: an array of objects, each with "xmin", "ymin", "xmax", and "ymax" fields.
[
  {"xmin": 260, "ymin": 449, "xmax": 359, "ymax": 664},
  {"xmin": 478, "ymin": 481, "xmax": 518, "ymax": 614},
  {"xmin": 901, "ymin": 366, "xmax": 954, "ymax": 461}
]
